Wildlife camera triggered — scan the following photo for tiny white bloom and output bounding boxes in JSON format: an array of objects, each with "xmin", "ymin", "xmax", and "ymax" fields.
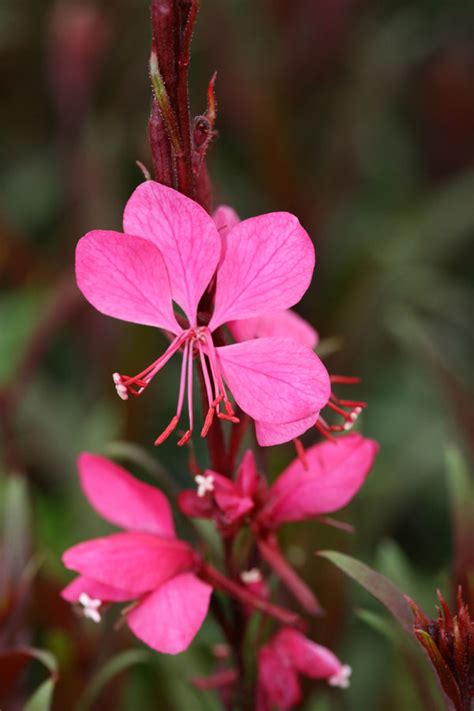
[
  {"xmin": 79, "ymin": 592, "xmax": 102, "ymax": 623},
  {"xmin": 195, "ymin": 474, "xmax": 214, "ymax": 498},
  {"xmin": 240, "ymin": 568, "xmax": 262, "ymax": 584},
  {"xmin": 328, "ymin": 664, "xmax": 352, "ymax": 689}
]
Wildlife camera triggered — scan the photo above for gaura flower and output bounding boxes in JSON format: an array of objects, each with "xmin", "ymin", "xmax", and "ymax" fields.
[
  {"xmin": 61, "ymin": 453, "xmax": 212, "ymax": 654},
  {"xmin": 257, "ymin": 628, "xmax": 351, "ymax": 711},
  {"xmin": 76, "ymin": 181, "xmax": 330, "ymax": 446},
  {"xmin": 179, "ymin": 434, "xmax": 378, "ymax": 531},
  {"xmin": 179, "ymin": 434, "xmax": 378, "ymax": 614}
]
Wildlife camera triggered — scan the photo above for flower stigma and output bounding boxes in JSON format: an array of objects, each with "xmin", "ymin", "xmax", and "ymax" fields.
[
  {"xmin": 328, "ymin": 664, "xmax": 352, "ymax": 689},
  {"xmin": 195, "ymin": 474, "xmax": 215, "ymax": 497},
  {"xmin": 79, "ymin": 592, "xmax": 102, "ymax": 623}
]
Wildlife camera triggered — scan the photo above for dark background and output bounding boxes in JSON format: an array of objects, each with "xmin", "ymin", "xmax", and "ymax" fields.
[{"xmin": 1, "ymin": 0, "xmax": 473, "ymax": 708}]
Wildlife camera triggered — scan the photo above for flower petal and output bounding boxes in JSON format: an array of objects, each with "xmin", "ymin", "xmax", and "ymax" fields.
[
  {"xmin": 262, "ymin": 434, "xmax": 379, "ymax": 525},
  {"xmin": 76, "ymin": 230, "xmax": 179, "ymax": 332},
  {"xmin": 78, "ymin": 453, "xmax": 175, "ymax": 538},
  {"xmin": 235, "ymin": 449, "xmax": 259, "ymax": 498},
  {"xmin": 123, "ymin": 181, "xmax": 221, "ymax": 325},
  {"xmin": 127, "ymin": 573, "xmax": 212, "ymax": 654},
  {"xmin": 257, "ymin": 644, "xmax": 301, "ymax": 711},
  {"xmin": 63, "ymin": 532, "xmax": 195, "ymax": 595},
  {"xmin": 274, "ymin": 629, "xmax": 341, "ymax": 679},
  {"xmin": 214, "ymin": 488, "xmax": 254, "ymax": 524},
  {"xmin": 209, "ymin": 212, "xmax": 315, "ymax": 330},
  {"xmin": 217, "ymin": 338, "xmax": 330, "ymax": 424},
  {"xmin": 255, "ymin": 413, "xmax": 318, "ymax": 447},
  {"xmin": 229, "ymin": 310, "xmax": 318, "ymax": 349},
  {"xmin": 61, "ymin": 575, "xmax": 132, "ymax": 603},
  {"xmin": 178, "ymin": 490, "xmax": 214, "ymax": 519}
]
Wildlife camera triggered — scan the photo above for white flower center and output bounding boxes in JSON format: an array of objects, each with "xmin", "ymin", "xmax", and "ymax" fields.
[
  {"xmin": 240, "ymin": 568, "xmax": 263, "ymax": 584},
  {"xmin": 79, "ymin": 592, "xmax": 102, "ymax": 623},
  {"xmin": 328, "ymin": 664, "xmax": 352, "ymax": 689},
  {"xmin": 195, "ymin": 474, "xmax": 215, "ymax": 497}
]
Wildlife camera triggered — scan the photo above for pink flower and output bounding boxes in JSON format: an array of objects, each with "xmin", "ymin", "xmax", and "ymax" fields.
[
  {"xmin": 257, "ymin": 628, "xmax": 351, "ymax": 711},
  {"xmin": 179, "ymin": 434, "xmax": 378, "ymax": 531},
  {"xmin": 179, "ymin": 434, "xmax": 378, "ymax": 614},
  {"xmin": 61, "ymin": 453, "xmax": 212, "ymax": 654},
  {"xmin": 257, "ymin": 433, "xmax": 379, "ymax": 529},
  {"xmin": 76, "ymin": 182, "xmax": 330, "ymax": 446}
]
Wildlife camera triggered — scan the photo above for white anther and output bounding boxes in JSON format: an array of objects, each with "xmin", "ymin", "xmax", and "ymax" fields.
[
  {"xmin": 195, "ymin": 474, "xmax": 214, "ymax": 498},
  {"xmin": 354, "ymin": 406, "xmax": 362, "ymax": 415},
  {"xmin": 328, "ymin": 664, "xmax": 352, "ymax": 689},
  {"xmin": 350, "ymin": 411, "xmax": 359, "ymax": 422},
  {"xmin": 113, "ymin": 373, "xmax": 129, "ymax": 400},
  {"xmin": 343, "ymin": 421, "xmax": 354, "ymax": 431},
  {"xmin": 240, "ymin": 568, "xmax": 262, "ymax": 584},
  {"xmin": 79, "ymin": 592, "xmax": 102, "ymax": 623}
]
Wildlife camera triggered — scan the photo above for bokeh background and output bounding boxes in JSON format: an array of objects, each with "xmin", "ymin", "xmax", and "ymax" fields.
[{"xmin": 1, "ymin": 0, "xmax": 473, "ymax": 709}]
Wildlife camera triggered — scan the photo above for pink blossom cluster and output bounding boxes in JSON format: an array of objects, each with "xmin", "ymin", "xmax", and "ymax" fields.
[{"xmin": 64, "ymin": 181, "xmax": 379, "ymax": 708}]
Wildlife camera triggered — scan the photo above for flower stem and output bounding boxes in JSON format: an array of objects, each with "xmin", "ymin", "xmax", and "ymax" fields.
[{"xmin": 200, "ymin": 563, "xmax": 305, "ymax": 630}]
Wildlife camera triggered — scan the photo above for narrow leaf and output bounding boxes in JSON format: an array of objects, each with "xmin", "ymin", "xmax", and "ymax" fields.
[
  {"xmin": 24, "ymin": 678, "xmax": 56, "ymax": 711},
  {"xmin": 318, "ymin": 550, "xmax": 413, "ymax": 633},
  {"xmin": 77, "ymin": 649, "xmax": 150, "ymax": 711}
]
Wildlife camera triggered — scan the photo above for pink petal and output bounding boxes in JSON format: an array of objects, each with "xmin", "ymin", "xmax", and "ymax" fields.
[
  {"xmin": 209, "ymin": 212, "xmax": 315, "ymax": 330},
  {"xmin": 127, "ymin": 573, "xmax": 212, "ymax": 654},
  {"xmin": 217, "ymin": 338, "xmax": 330, "ymax": 424},
  {"xmin": 257, "ymin": 644, "xmax": 301, "ymax": 711},
  {"xmin": 229, "ymin": 310, "xmax": 318, "ymax": 349},
  {"xmin": 255, "ymin": 413, "xmax": 318, "ymax": 447},
  {"xmin": 63, "ymin": 532, "xmax": 195, "ymax": 595},
  {"xmin": 212, "ymin": 204, "xmax": 240, "ymax": 240},
  {"xmin": 177, "ymin": 490, "xmax": 214, "ymax": 519},
  {"xmin": 235, "ymin": 449, "xmax": 259, "ymax": 498},
  {"xmin": 76, "ymin": 230, "xmax": 179, "ymax": 332},
  {"xmin": 78, "ymin": 453, "xmax": 175, "ymax": 538},
  {"xmin": 123, "ymin": 181, "xmax": 221, "ymax": 326},
  {"xmin": 207, "ymin": 472, "xmax": 254, "ymax": 524},
  {"xmin": 61, "ymin": 575, "xmax": 132, "ymax": 603},
  {"xmin": 214, "ymin": 488, "xmax": 254, "ymax": 524},
  {"xmin": 263, "ymin": 434, "xmax": 379, "ymax": 525},
  {"xmin": 274, "ymin": 629, "xmax": 341, "ymax": 679}
]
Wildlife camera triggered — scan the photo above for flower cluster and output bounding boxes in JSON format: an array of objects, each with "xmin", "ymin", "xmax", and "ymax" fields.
[{"xmin": 65, "ymin": 181, "xmax": 380, "ymax": 708}]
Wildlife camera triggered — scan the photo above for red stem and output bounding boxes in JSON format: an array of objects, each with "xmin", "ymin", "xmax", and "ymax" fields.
[
  {"xmin": 258, "ymin": 537, "xmax": 323, "ymax": 616},
  {"xmin": 175, "ymin": 0, "xmax": 199, "ymax": 197},
  {"xmin": 201, "ymin": 563, "xmax": 305, "ymax": 630}
]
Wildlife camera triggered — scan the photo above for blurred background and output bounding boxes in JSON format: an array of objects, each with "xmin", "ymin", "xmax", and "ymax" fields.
[{"xmin": 0, "ymin": 0, "xmax": 473, "ymax": 708}]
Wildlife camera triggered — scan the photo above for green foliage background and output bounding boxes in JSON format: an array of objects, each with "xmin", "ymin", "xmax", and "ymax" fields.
[{"xmin": 0, "ymin": 0, "xmax": 472, "ymax": 708}]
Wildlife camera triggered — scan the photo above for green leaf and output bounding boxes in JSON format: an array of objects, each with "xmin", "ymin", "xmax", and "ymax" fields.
[
  {"xmin": 0, "ymin": 647, "xmax": 59, "ymax": 710},
  {"xmin": 318, "ymin": 551, "xmax": 413, "ymax": 634},
  {"xmin": 77, "ymin": 649, "xmax": 150, "ymax": 711},
  {"xmin": 1, "ymin": 474, "xmax": 30, "ymax": 578},
  {"xmin": 24, "ymin": 678, "xmax": 56, "ymax": 711},
  {"xmin": 356, "ymin": 608, "xmax": 402, "ymax": 643},
  {"xmin": 446, "ymin": 446, "xmax": 473, "ymax": 553}
]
